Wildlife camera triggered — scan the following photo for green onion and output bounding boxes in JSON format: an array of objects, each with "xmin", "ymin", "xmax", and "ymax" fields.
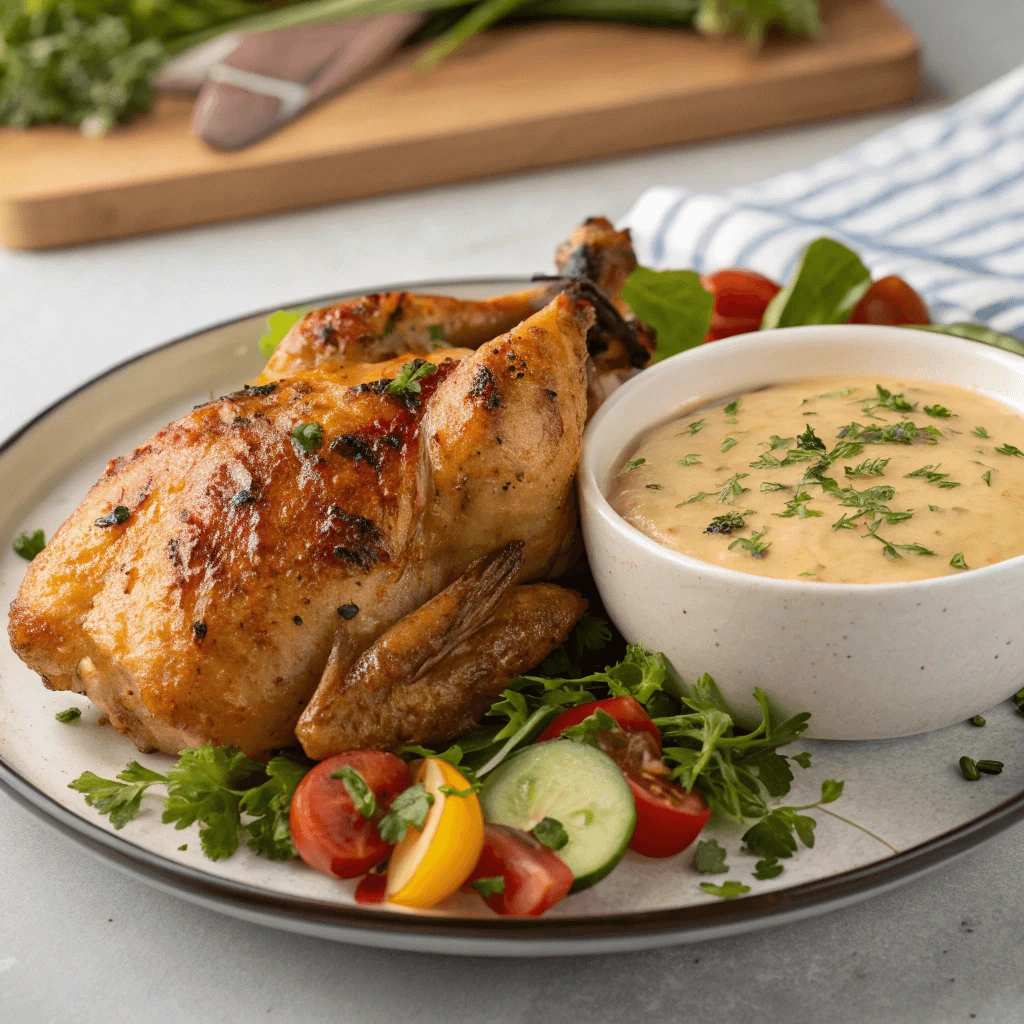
[{"xmin": 959, "ymin": 756, "xmax": 980, "ymax": 781}]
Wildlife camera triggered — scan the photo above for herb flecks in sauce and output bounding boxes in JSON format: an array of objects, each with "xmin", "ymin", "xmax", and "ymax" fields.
[
  {"xmin": 729, "ymin": 527, "xmax": 771, "ymax": 559},
  {"xmin": 611, "ymin": 376, "xmax": 1024, "ymax": 583},
  {"xmin": 845, "ymin": 458, "xmax": 889, "ymax": 478}
]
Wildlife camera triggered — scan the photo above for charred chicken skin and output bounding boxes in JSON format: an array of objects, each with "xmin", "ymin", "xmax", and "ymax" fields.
[
  {"xmin": 9, "ymin": 293, "xmax": 595, "ymax": 758},
  {"xmin": 262, "ymin": 216, "xmax": 653, "ymax": 384},
  {"xmin": 9, "ymin": 218, "xmax": 655, "ymax": 762}
]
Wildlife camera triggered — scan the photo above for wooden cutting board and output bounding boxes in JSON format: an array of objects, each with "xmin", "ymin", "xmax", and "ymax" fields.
[{"xmin": 0, "ymin": 0, "xmax": 920, "ymax": 250}]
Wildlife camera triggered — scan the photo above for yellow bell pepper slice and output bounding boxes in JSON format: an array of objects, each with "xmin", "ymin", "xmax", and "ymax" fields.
[{"xmin": 386, "ymin": 758, "xmax": 484, "ymax": 909}]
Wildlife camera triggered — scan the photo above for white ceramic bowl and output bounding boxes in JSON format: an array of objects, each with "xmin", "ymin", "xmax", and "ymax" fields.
[{"xmin": 580, "ymin": 324, "xmax": 1024, "ymax": 740}]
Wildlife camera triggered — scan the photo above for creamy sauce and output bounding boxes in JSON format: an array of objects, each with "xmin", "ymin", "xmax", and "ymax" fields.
[{"xmin": 610, "ymin": 375, "xmax": 1024, "ymax": 583}]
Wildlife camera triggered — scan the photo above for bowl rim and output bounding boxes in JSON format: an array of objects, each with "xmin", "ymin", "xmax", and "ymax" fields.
[{"xmin": 580, "ymin": 323, "xmax": 1024, "ymax": 594}]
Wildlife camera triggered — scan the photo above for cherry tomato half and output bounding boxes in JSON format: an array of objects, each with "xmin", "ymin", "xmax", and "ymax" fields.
[
  {"xmin": 538, "ymin": 697, "xmax": 709, "ymax": 858},
  {"xmin": 594, "ymin": 723, "xmax": 711, "ymax": 858},
  {"xmin": 467, "ymin": 825, "xmax": 574, "ymax": 917},
  {"xmin": 537, "ymin": 695, "xmax": 662, "ymax": 748},
  {"xmin": 290, "ymin": 751, "xmax": 410, "ymax": 879},
  {"xmin": 701, "ymin": 269, "xmax": 781, "ymax": 343},
  {"xmin": 851, "ymin": 275, "xmax": 930, "ymax": 326}
]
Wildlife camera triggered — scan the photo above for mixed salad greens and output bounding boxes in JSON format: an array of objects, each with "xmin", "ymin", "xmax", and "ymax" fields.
[
  {"xmin": 63, "ymin": 610, "xmax": 850, "ymax": 915},
  {"xmin": 622, "ymin": 235, "xmax": 1024, "ymax": 362},
  {"xmin": 2, "ymin": 0, "xmax": 821, "ymax": 133}
]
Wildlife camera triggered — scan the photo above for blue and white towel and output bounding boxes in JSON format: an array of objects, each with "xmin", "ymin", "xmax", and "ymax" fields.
[{"xmin": 625, "ymin": 66, "xmax": 1024, "ymax": 337}]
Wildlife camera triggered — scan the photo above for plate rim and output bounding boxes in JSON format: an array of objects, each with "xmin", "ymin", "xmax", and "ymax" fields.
[{"xmin": 4, "ymin": 277, "xmax": 1024, "ymax": 948}]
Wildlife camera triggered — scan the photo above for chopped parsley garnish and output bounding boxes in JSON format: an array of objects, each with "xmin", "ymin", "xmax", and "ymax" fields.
[
  {"xmin": 837, "ymin": 421, "xmax": 940, "ymax": 445},
  {"xmin": 776, "ymin": 491, "xmax": 821, "ymax": 519},
  {"xmin": 972, "ymin": 426, "xmax": 990, "ymax": 438},
  {"xmin": 717, "ymin": 473, "xmax": 749, "ymax": 504},
  {"xmin": 472, "ymin": 876, "xmax": 505, "ymax": 897},
  {"xmin": 836, "ymin": 483, "xmax": 896, "ymax": 506},
  {"xmin": 749, "ymin": 452, "xmax": 786, "ymax": 469},
  {"xmin": 845, "ymin": 458, "xmax": 889, "ymax": 477},
  {"xmin": 760, "ymin": 481, "xmax": 789, "ymax": 492},
  {"xmin": 864, "ymin": 520, "xmax": 934, "ymax": 559},
  {"xmin": 970, "ymin": 715, "xmax": 986, "ymax": 727},
  {"xmin": 694, "ymin": 839, "xmax": 729, "ymax": 874},
  {"xmin": 765, "ymin": 434, "xmax": 795, "ymax": 451},
  {"xmin": 706, "ymin": 511, "xmax": 751, "ymax": 534},
  {"xmin": 924, "ymin": 404, "xmax": 951, "ymax": 418},
  {"xmin": 753, "ymin": 856, "xmax": 784, "ymax": 880},
  {"xmin": 439, "ymin": 781, "xmax": 483, "ymax": 798},
  {"xmin": 729, "ymin": 527, "xmax": 770, "ymax": 558},
  {"xmin": 55, "ymin": 706, "xmax": 81, "ymax": 724},
  {"xmin": 982, "ymin": 470, "xmax": 992, "ymax": 486},
  {"xmin": 426, "ymin": 323, "xmax": 445, "ymax": 342},
  {"xmin": 646, "ymin": 483, "xmax": 664, "ymax": 490},
  {"xmin": 377, "ymin": 782, "xmax": 434, "ymax": 844},
  {"xmin": 958, "ymin": 757, "xmax": 999, "ymax": 780},
  {"xmin": 331, "ymin": 765, "xmax": 376, "ymax": 818},
  {"xmin": 678, "ymin": 454, "xmax": 702, "ymax": 466},
  {"xmin": 862, "ymin": 384, "xmax": 915, "ymax": 416},
  {"xmin": 387, "ymin": 359, "xmax": 437, "ymax": 396},
  {"xmin": 950, "ymin": 552, "xmax": 968, "ymax": 570},
  {"xmin": 905, "ymin": 465, "xmax": 961, "ymax": 489},
  {"xmin": 723, "ymin": 399, "xmax": 741, "ymax": 416},
  {"xmin": 721, "ymin": 437, "xmax": 739, "ymax": 453},
  {"xmin": 796, "ymin": 424, "xmax": 826, "ymax": 452},
  {"xmin": 700, "ymin": 881, "xmax": 750, "ymax": 899},
  {"xmin": 624, "ymin": 457, "xmax": 646, "ymax": 472},
  {"xmin": 291, "ymin": 422, "xmax": 323, "ymax": 452},
  {"xmin": 12, "ymin": 528, "xmax": 45, "ymax": 561},
  {"xmin": 928, "ymin": 504, "xmax": 941, "ymax": 512},
  {"xmin": 531, "ymin": 817, "xmax": 569, "ymax": 850},
  {"xmin": 685, "ymin": 419, "xmax": 706, "ymax": 435},
  {"xmin": 995, "ymin": 443, "xmax": 1024, "ymax": 458},
  {"xmin": 95, "ymin": 506, "xmax": 130, "ymax": 527},
  {"xmin": 679, "ymin": 491, "xmax": 716, "ymax": 506}
]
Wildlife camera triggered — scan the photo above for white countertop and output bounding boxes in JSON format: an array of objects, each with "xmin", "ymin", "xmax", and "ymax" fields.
[{"xmin": 3, "ymin": 2, "xmax": 1023, "ymax": 1020}]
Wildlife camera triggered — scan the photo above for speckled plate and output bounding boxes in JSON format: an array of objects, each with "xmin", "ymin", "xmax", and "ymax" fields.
[{"xmin": 2, "ymin": 279, "xmax": 1023, "ymax": 957}]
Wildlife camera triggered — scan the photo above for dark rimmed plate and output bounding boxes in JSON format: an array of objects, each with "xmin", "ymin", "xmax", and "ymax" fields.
[{"xmin": 2, "ymin": 279, "xmax": 1022, "ymax": 955}]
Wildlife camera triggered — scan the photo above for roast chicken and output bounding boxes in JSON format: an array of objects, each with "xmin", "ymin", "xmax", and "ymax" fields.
[{"xmin": 8, "ymin": 218, "xmax": 653, "ymax": 760}]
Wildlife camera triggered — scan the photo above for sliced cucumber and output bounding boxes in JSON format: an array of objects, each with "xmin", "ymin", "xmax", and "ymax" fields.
[{"xmin": 479, "ymin": 740, "xmax": 636, "ymax": 892}]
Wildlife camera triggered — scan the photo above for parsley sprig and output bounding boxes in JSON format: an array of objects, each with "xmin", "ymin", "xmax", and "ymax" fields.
[
  {"xmin": 69, "ymin": 746, "xmax": 309, "ymax": 860},
  {"xmin": 387, "ymin": 359, "xmax": 437, "ymax": 397}
]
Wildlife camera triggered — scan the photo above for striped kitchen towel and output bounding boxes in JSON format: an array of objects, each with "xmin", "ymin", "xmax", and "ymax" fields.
[{"xmin": 624, "ymin": 66, "xmax": 1024, "ymax": 337}]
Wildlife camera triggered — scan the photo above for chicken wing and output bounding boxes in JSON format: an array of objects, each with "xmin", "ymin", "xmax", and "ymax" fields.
[
  {"xmin": 261, "ymin": 216, "xmax": 653, "ymax": 382},
  {"xmin": 9, "ymin": 292, "xmax": 594, "ymax": 758},
  {"xmin": 297, "ymin": 542, "xmax": 586, "ymax": 758}
]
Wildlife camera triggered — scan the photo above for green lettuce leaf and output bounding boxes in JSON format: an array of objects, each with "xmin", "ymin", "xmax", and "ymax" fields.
[
  {"xmin": 621, "ymin": 267, "xmax": 715, "ymax": 361},
  {"xmin": 760, "ymin": 238, "xmax": 871, "ymax": 330}
]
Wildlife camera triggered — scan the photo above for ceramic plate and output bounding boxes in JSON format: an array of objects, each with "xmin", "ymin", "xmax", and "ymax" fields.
[{"xmin": 2, "ymin": 279, "xmax": 1023, "ymax": 957}]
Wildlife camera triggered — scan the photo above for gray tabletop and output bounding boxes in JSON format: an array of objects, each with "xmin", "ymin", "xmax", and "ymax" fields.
[{"xmin": 3, "ymin": 3, "xmax": 1023, "ymax": 1021}]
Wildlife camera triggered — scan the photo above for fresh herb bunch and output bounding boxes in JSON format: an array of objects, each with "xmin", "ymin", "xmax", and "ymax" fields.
[
  {"xmin": 2, "ymin": 0, "xmax": 822, "ymax": 132},
  {"xmin": 0, "ymin": 0, "xmax": 260, "ymax": 132}
]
